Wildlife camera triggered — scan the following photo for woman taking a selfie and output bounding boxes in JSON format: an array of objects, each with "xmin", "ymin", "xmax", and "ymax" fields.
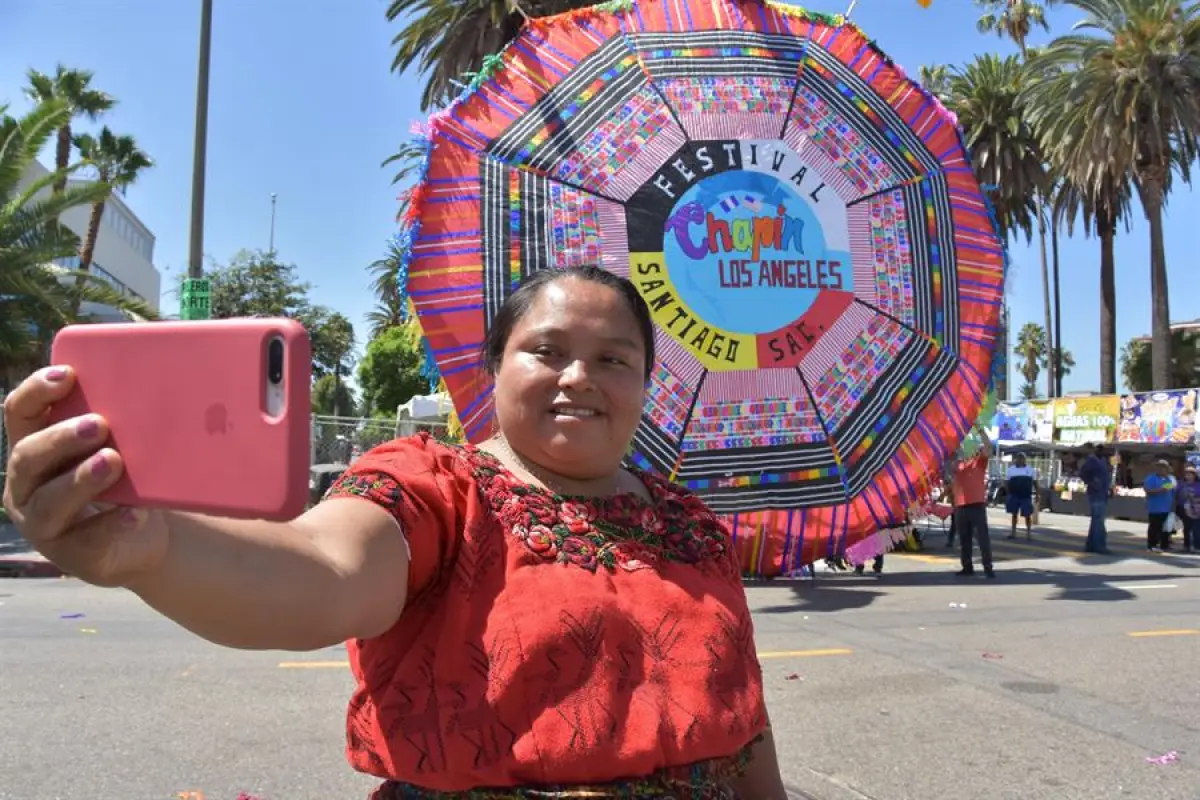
[{"xmin": 3, "ymin": 265, "xmax": 786, "ymax": 799}]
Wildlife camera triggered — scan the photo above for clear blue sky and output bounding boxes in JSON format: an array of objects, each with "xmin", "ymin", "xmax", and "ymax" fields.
[{"xmin": 2, "ymin": 0, "xmax": 1195, "ymax": 395}]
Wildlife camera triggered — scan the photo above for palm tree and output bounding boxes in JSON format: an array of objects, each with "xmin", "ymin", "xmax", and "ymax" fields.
[
  {"xmin": 1027, "ymin": 81, "xmax": 1134, "ymax": 395},
  {"xmin": 386, "ymin": 0, "xmax": 601, "ymax": 111},
  {"xmin": 918, "ymin": 64, "xmax": 952, "ymax": 101},
  {"xmin": 943, "ymin": 55, "xmax": 1048, "ymax": 402},
  {"xmin": 946, "ymin": 55, "xmax": 1045, "ymax": 245},
  {"xmin": 974, "ymin": 1, "xmax": 1063, "ymax": 397},
  {"xmin": 1029, "ymin": 0, "xmax": 1200, "ymax": 390},
  {"xmin": 71, "ymin": 128, "xmax": 153, "ymax": 311},
  {"xmin": 0, "ymin": 100, "xmax": 157, "ymax": 382},
  {"xmin": 366, "ymin": 237, "xmax": 409, "ymax": 338},
  {"xmin": 1049, "ymin": 346, "xmax": 1076, "ymax": 381},
  {"xmin": 976, "ymin": 0, "xmax": 1058, "ymax": 58},
  {"xmin": 1015, "ymin": 322, "xmax": 1048, "ymax": 399},
  {"xmin": 23, "ymin": 65, "xmax": 116, "ymax": 195}
]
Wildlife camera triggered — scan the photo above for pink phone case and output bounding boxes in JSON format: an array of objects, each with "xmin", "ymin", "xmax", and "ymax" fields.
[{"xmin": 48, "ymin": 318, "xmax": 312, "ymax": 520}]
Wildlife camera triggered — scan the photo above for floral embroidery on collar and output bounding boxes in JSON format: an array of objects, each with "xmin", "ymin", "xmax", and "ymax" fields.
[{"xmin": 460, "ymin": 445, "xmax": 729, "ymax": 573}]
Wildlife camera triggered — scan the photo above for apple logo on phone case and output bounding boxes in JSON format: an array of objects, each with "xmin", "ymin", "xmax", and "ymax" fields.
[{"xmin": 204, "ymin": 403, "xmax": 230, "ymax": 435}]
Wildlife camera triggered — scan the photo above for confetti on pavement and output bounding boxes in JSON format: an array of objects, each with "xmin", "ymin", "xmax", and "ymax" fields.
[{"xmin": 1146, "ymin": 751, "xmax": 1178, "ymax": 765}]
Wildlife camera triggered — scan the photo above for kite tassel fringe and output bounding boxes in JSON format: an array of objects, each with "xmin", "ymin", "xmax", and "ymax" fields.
[
  {"xmin": 435, "ymin": 377, "xmax": 466, "ymax": 442},
  {"xmin": 393, "ymin": 121, "xmax": 434, "ymax": 318},
  {"xmin": 421, "ymin": 342, "xmax": 441, "ymax": 393},
  {"xmin": 844, "ymin": 526, "xmax": 910, "ymax": 566}
]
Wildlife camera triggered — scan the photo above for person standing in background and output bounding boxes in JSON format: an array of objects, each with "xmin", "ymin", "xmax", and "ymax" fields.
[
  {"xmin": 1078, "ymin": 444, "xmax": 1113, "ymax": 555},
  {"xmin": 1144, "ymin": 459, "xmax": 1178, "ymax": 553},
  {"xmin": 1005, "ymin": 453, "xmax": 1036, "ymax": 540},
  {"xmin": 951, "ymin": 423, "xmax": 995, "ymax": 579},
  {"xmin": 1175, "ymin": 466, "xmax": 1199, "ymax": 554},
  {"xmin": 942, "ymin": 462, "xmax": 958, "ymax": 549}
]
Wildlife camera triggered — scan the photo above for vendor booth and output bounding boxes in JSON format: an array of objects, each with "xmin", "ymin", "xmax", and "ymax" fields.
[{"xmin": 990, "ymin": 390, "xmax": 1197, "ymax": 522}]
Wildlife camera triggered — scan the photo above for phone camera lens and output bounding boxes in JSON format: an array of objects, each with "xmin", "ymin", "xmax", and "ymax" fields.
[{"xmin": 267, "ymin": 338, "xmax": 284, "ymax": 384}]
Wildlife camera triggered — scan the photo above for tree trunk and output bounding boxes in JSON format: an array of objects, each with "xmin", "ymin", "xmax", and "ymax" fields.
[
  {"xmin": 1098, "ymin": 209, "xmax": 1117, "ymax": 395},
  {"xmin": 1051, "ymin": 216, "xmax": 1063, "ymax": 397},
  {"xmin": 333, "ymin": 367, "xmax": 343, "ymax": 417},
  {"xmin": 1142, "ymin": 181, "xmax": 1173, "ymax": 389},
  {"xmin": 996, "ymin": 305, "xmax": 1009, "ymax": 401},
  {"xmin": 1037, "ymin": 200, "xmax": 1054, "ymax": 397},
  {"xmin": 53, "ymin": 124, "xmax": 72, "ymax": 194},
  {"xmin": 71, "ymin": 200, "xmax": 106, "ymax": 316}
]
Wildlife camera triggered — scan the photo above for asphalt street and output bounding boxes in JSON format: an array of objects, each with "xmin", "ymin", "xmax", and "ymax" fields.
[{"xmin": 1, "ymin": 510, "xmax": 1198, "ymax": 800}]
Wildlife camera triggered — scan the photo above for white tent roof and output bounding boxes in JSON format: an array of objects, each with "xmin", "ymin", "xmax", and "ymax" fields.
[{"xmin": 396, "ymin": 392, "xmax": 454, "ymax": 422}]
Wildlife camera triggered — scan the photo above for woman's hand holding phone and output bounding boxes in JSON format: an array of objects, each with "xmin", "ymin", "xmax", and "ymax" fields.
[{"xmin": 2, "ymin": 366, "xmax": 166, "ymax": 587}]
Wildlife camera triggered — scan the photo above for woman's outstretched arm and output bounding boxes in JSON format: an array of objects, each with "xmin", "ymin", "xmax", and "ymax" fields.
[{"xmin": 126, "ymin": 498, "xmax": 409, "ymax": 651}]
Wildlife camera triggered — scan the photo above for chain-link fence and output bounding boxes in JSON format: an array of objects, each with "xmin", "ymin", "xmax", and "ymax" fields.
[{"xmin": 310, "ymin": 414, "xmax": 454, "ymax": 466}]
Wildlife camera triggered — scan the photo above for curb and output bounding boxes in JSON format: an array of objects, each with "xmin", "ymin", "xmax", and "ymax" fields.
[
  {"xmin": 787, "ymin": 769, "xmax": 879, "ymax": 800},
  {"xmin": 0, "ymin": 555, "xmax": 67, "ymax": 579}
]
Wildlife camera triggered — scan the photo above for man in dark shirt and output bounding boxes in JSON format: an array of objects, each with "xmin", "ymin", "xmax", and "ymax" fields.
[{"xmin": 1078, "ymin": 444, "xmax": 1112, "ymax": 554}]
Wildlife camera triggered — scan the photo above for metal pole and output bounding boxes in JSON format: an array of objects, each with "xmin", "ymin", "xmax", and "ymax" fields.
[
  {"xmin": 187, "ymin": 0, "xmax": 212, "ymax": 279},
  {"xmin": 845, "ymin": 0, "xmax": 858, "ymax": 18},
  {"xmin": 269, "ymin": 193, "xmax": 277, "ymax": 254}
]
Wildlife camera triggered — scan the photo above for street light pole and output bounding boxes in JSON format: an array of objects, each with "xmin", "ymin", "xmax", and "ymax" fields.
[
  {"xmin": 183, "ymin": 0, "xmax": 213, "ymax": 320},
  {"xmin": 269, "ymin": 193, "xmax": 277, "ymax": 255}
]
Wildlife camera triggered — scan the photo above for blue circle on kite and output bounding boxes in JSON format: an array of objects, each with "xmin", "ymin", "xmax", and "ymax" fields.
[{"xmin": 661, "ymin": 171, "xmax": 853, "ymax": 335}]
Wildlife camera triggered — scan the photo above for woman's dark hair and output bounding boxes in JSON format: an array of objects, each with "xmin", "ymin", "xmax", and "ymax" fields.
[{"xmin": 481, "ymin": 265, "xmax": 657, "ymax": 382}]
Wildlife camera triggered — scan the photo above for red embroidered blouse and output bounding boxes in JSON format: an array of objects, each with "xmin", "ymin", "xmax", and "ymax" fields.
[{"xmin": 323, "ymin": 434, "xmax": 767, "ymax": 793}]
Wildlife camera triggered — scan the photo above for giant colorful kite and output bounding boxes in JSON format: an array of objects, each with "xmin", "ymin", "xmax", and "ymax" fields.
[{"xmin": 397, "ymin": 0, "xmax": 1005, "ymax": 575}]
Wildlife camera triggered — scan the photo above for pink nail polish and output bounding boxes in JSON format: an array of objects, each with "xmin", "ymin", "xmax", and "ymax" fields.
[
  {"xmin": 90, "ymin": 455, "xmax": 111, "ymax": 478},
  {"xmin": 45, "ymin": 367, "xmax": 68, "ymax": 382},
  {"xmin": 77, "ymin": 417, "xmax": 100, "ymax": 439},
  {"xmin": 119, "ymin": 507, "xmax": 143, "ymax": 528}
]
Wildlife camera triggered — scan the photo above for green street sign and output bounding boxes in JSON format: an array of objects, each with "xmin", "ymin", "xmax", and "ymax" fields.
[{"xmin": 180, "ymin": 278, "xmax": 211, "ymax": 321}]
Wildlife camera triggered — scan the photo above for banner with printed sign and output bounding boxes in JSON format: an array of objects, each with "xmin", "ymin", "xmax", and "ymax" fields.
[
  {"xmin": 992, "ymin": 402, "xmax": 1030, "ymax": 442},
  {"xmin": 1118, "ymin": 389, "xmax": 1198, "ymax": 444},
  {"xmin": 1052, "ymin": 395, "xmax": 1119, "ymax": 445},
  {"xmin": 1026, "ymin": 400, "xmax": 1056, "ymax": 443},
  {"xmin": 630, "ymin": 140, "xmax": 853, "ymax": 371}
]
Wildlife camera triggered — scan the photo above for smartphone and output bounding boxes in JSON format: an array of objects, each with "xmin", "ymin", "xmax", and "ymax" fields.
[{"xmin": 48, "ymin": 318, "xmax": 312, "ymax": 520}]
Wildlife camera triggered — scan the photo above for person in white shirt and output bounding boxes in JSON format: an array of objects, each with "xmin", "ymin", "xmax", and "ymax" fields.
[{"xmin": 1005, "ymin": 453, "xmax": 1037, "ymax": 540}]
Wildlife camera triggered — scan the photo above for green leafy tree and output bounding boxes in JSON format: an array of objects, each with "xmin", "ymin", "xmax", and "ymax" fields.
[
  {"xmin": 306, "ymin": 308, "xmax": 356, "ymax": 379},
  {"xmin": 204, "ymin": 249, "xmax": 311, "ymax": 319},
  {"xmin": 312, "ymin": 372, "xmax": 358, "ymax": 417},
  {"xmin": 1121, "ymin": 329, "xmax": 1200, "ymax": 393},
  {"xmin": 357, "ymin": 325, "xmax": 428, "ymax": 417},
  {"xmin": 1, "ymin": 99, "xmax": 157, "ymax": 383},
  {"xmin": 307, "ymin": 307, "xmax": 356, "ymax": 416},
  {"xmin": 23, "ymin": 64, "xmax": 115, "ymax": 194},
  {"xmin": 201, "ymin": 249, "xmax": 356, "ymax": 385}
]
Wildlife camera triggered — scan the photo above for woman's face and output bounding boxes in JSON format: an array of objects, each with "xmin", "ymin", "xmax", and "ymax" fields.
[{"xmin": 493, "ymin": 277, "xmax": 648, "ymax": 479}]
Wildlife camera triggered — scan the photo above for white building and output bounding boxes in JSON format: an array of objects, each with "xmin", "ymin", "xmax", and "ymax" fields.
[{"xmin": 19, "ymin": 159, "xmax": 161, "ymax": 317}]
